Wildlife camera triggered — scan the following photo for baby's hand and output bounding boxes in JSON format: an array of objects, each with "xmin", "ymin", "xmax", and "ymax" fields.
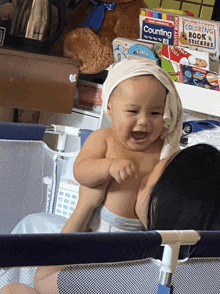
[{"xmin": 109, "ymin": 159, "xmax": 139, "ymax": 184}]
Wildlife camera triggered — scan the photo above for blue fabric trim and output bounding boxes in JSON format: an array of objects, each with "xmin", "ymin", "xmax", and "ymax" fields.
[
  {"xmin": 188, "ymin": 230, "xmax": 220, "ymax": 258},
  {"xmin": 0, "ymin": 231, "xmax": 162, "ymax": 267},
  {"xmin": 0, "ymin": 122, "xmax": 45, "ymax": 140},
  {"xmin": 157, "ymin": 284, "xmax": 173, "ymax": 294}
]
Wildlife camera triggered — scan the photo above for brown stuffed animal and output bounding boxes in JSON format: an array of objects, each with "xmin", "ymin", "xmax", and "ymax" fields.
[
  {"xmin": 50, "ymin": 0, "xmax": 147, "ymax": 74},
  {"xmin": 0, "ymin": 0, "xmax": 16, "ymax": 21}
]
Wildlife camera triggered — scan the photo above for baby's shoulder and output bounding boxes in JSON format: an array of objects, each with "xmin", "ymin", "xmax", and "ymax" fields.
[
  {"xmin": 84, "ymin": 128, "xmax": 115, "ymax": 147},
  {"xmin": 91, "ymin": 127, "xmax": 115, "ymax": 141}
]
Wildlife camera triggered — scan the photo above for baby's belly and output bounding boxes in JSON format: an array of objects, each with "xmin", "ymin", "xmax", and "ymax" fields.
[{"xmin": 103, "ymin": 177, "xmax": 142, "ymax": 219}]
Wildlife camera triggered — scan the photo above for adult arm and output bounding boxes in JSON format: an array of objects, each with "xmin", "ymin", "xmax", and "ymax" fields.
[{"xmin": 61, "ymin": 181, "xmax": 111, "ymax": 233}]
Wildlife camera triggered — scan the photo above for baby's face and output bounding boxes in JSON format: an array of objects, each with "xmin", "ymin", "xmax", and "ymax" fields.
[{"xmin": 107, "ymin": 76, "xmax": 166, "ymax": 152}]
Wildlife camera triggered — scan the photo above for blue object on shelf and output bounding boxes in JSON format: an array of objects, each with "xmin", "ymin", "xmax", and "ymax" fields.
[{"xmin": 182, "ymin": 120, "xmax": 220, "ymax": 134}]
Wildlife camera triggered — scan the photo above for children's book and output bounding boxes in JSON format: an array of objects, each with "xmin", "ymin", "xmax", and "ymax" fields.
[{"xmin": 178, "ymin": 64, "xmax": 220, "ymax": 91}]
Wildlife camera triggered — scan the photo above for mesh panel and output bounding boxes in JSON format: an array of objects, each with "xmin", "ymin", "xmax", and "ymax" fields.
[
  {"xmin": 172, "ymin": 257, "xmax": 220, "ymax": 293},
  {"xmin": 0, "ymin": 140, "xmax": 54, "ymax": 233},
  {"xmin": 46, "ymin": 153, "xmax": 79, "ymax": 217},
  {"xmin": 0, "ymin": 259, "xmax": 160, "ymax": 292},
  {"xmin": 58, "ymin": 259, "xmax": 160, "ymax": 294},
  {"xmin": 1, "ymin": 258, "xmax": 220, "ymax": 293},
  {"xmin": 0, "ymin": 140, "xmax": 79, "ymax": 233}
]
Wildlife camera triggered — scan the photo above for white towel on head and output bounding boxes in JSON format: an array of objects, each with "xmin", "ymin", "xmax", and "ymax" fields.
[{"xmin": 101, "ymin": 59, "xmax": 182, "ymax": 159}]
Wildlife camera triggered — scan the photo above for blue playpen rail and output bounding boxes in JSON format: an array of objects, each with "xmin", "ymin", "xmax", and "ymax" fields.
[{"xmin": 1, "ymin": 230, "xmax": 220, "ymax": 293}]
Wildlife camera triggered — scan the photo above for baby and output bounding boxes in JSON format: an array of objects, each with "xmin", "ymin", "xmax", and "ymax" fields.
[
  {"xmin": 0, "ymin": 59, "xmax": 182, "ymax": 294},
  {"xmin": 63, "ymin": 58, "xmax": 182, "ymax": 233}
]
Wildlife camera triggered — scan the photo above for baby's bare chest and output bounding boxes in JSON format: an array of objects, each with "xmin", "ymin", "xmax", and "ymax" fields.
[{"xmin": 106, "ymin": 141, "xmax": 160, "ymax": 177}]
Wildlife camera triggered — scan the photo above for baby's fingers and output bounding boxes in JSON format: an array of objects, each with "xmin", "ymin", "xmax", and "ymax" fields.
[
  {"xmin": 124, "ymin": 166, "xmax": 133, "ymax": 177},
  {"xmin": 120, "ymin": 166, "xmax": 137, "ymax": 182},
  {"xmin": 128, "ymin": 163, "xmax": 138, "ymax": 176},
  {"xmin": 118, "ymin": 168, "xmax": 129, "ymax": 183}
]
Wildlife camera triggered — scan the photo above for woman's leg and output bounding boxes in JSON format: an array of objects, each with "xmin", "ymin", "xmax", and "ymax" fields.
[
  {"xmin": 34, "ymin": 181, "xmax": 112, "ymax": 293},
  {"xmin": 0, "ymin": 283, "xmax": 39, "ymax": 294},
  {"xmin": 34, "ymin": 267, "xmax": 60, "ymax": 294}
]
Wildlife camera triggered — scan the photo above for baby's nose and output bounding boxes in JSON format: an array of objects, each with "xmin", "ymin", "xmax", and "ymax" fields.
[{"xmin": 137, "ymin": 116, "xmax": 151, "ymax": 127}]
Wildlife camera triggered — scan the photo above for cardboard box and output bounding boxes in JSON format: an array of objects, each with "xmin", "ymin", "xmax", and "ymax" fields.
[
  {"xmin": 0, "ymin": 48, "xmax": 80, "ymax": 113},
  {"xmin": 178, "ymin": 65, "xmax": 220, "ymax": 91},
  {"xmin": 112, "ymin": 37, "xmax": 158, "ymax": 64},
  {"xmin": 154, "ymin": 43, "xmax": 210, "ymax": 81},
  {"xmin": 140, "ymin": 8, "xmax": 220, "ymax": 60}
]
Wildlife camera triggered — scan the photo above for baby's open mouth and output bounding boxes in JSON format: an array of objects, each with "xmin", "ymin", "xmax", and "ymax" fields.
[{"xmin": 131, "ymin": 131, "xmax": 147, "ymax": 140}]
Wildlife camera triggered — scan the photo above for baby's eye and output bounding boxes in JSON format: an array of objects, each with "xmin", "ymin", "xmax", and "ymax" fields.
[
  {"xmin": 128, "ymin": 110, "xmax": 137, "ymax": 113},
  {"xmin": 151, "ymin": 111, "xmax": 162, "ymax": 115}
]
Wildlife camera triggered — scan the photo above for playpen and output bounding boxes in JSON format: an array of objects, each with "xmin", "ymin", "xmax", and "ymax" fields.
[{"xmin": 0, "ymin": 122, "xmax": 220, "ymax": 293}]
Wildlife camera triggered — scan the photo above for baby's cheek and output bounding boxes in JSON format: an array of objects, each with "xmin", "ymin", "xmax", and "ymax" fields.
[
  {"xmin": 159, "ymin": 127, "xmax": 167, "ymax": 139},
  {"xmin": 157, "ymin": 117, "xmax": 166, "ymax": 129}
]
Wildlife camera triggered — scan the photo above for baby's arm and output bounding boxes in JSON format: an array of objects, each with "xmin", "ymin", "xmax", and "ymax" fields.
[
  {"xmin": 74, "ymin": 128, "xmax": 115, "ymax": 187},
  {"xmin": 73, "ymin": 129, "xmax": 138, "ymax": 188},
  {"xmin": 74, "ymin": 128, "xmax": 139, "ymax": 187}
]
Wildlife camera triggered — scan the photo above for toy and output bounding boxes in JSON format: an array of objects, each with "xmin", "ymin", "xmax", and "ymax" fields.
[
  {"xmin": 182, "ymin": 120, "xmax": 220, "ymax": 134},
  {"xmin": 51, "ymin": 0, "xmax": 148, "ymax": 74},
  {"xmin": 0, "ymin": 0, "xmax": 16, "ymax": 21},
  {"xmin": 0, "ymin": 0, "xmax": 16, "ymax": 46}
]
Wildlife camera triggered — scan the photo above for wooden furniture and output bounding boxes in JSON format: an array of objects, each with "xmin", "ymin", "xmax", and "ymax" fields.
[{"xmin": 0, "ymin": 48, "xmax": 80, "ymax": 117}]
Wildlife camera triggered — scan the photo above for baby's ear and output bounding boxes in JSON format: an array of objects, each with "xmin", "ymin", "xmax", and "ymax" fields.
[{"xmin": 107, "ymin": 102, "xmax": 112, "ymax": 118}]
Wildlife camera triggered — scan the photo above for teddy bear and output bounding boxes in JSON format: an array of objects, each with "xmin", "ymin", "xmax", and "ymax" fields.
[
  {"xmin": 50, "ymin": 0, "xmax": 148, "ymax": 74},
  {"xmin": 0, "ymin": 0, "xmax": 16, "ymax": 21}
]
